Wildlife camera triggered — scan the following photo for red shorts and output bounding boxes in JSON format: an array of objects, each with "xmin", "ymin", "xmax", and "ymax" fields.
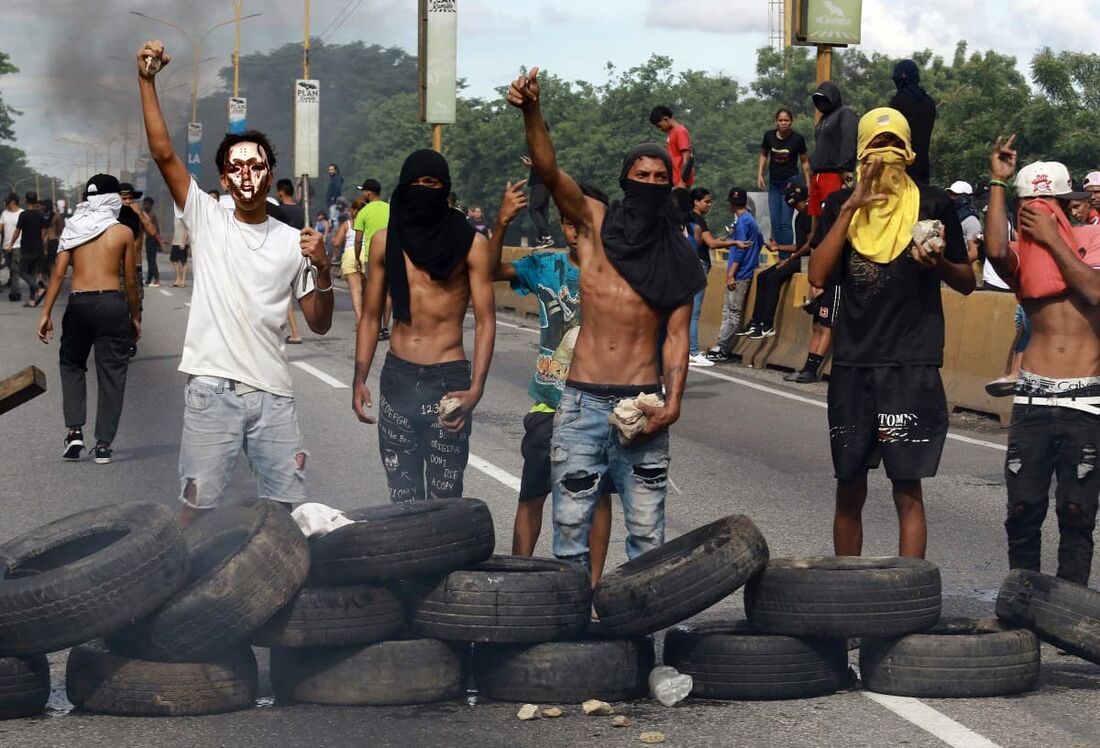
[{"xmin": 809, "ymin": 172, "xmax": 845, "ymax": 217}]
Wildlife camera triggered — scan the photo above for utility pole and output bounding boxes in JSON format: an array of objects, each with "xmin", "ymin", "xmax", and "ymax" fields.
[
  {"xmin": 233, "ymin": 1, "xmax": 244, "ymax": 97},
  {"xmin": 303, "ymin": 0, "xmax": 311, "ymax": 79}
]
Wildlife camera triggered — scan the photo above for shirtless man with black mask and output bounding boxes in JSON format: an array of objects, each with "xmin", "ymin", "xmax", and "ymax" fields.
[
  {"xmin": 508, "ymin": 68, "xmax": 704, "ymax": 568},
  {"xmin": 352, "ymin": 149, "xmax": 496, "ymax": 502}
]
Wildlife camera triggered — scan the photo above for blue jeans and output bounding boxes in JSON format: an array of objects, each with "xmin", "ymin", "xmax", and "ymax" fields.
[
  {"xmin": 551, "ymin": 386, "xmax": 670, "ymax": 568},
  {"xmin": 769, "ymin": 179, "xmax": 796, "ymax": 245},
  {"xmin": 178, "ymin": 376, "xmax": 307, "ymax": 508},
  {"xmin": 689, "ymin": 262, "xmax": 708, "ymax": 355}
]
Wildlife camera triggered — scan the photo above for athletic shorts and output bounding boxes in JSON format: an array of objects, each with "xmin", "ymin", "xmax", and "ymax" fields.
[
  {"xmin": 827, "ymin": 365, "xmax": 948, "ymax": 482},
  {"xmin": 169, "ymin": 245, "xmax": 189, "ymax": 263},
  {"xmin": 519, "ymin": 410, "xmax": 555, "ymax": 501},
  {"xmin": 809, "ymin": 172, "xmax": 845, "ymax": 217},
  {"xmin": 807, "ymin": 284, "xmax": 840, "ymax": 328},
  {"xmin": 340, "ymin": 247, "xmax": 360, "ymax": 277}
]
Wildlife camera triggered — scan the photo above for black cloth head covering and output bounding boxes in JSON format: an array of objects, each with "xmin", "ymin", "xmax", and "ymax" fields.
[
  {"xmin": 892, "ymin": 59, "xmax": 927, "ymax": 101},
  {"xmin": 599, "ymin": 144, "xmax": 707, "ymax": 312},
  {"xmin": 384, "ymin": 149, "xmax": 476, "ymax": 323}
]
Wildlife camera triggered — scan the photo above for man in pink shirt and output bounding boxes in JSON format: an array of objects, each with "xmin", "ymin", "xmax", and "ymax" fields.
[{"xmin": 649, "ymin": 106, "xmax": 694, "ymax": 189}]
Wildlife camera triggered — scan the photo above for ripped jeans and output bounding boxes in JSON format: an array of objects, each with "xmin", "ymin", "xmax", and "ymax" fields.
[
  {"xmin": 177, "ymin": 376, "xmax": 306, "ymax": 509},
  {"xmin": 1005, "ymin": 381, "xmax": 1100, "ymax": 585},
  {"xmin": 551, "ymin": 385, "xmax": 670, "ymax": 568}
]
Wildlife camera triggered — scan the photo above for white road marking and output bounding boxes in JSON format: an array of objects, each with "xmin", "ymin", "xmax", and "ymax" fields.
[
  {"xmin": 493, "ymin": 316, "xmax": 1008, "ymax": 453},
  {"xmin": 863, "ymin": 693, "xmax": 1004, "ymax": 748},
  {"xmin": 468, "ymin": 453, "xmax": 521, "ymax": 491},
  {"xmin": 157, "ymin": 288, "xmax": 172, "ymax": 296},
  {"xmin": 291, "ymin": 361, "xmax": 349, "ymax": 389}
]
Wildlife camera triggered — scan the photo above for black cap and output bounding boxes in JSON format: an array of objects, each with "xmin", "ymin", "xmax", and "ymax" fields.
[
  {"xmin": 84, "ymin": 174, "xmax": 121, "ymax": 199},
  {"xmin": 118, "ymin": 181, "xmax": 143, "ymax": 199},
  {"xmin": 357, "ymin": 178, "xmax": 381, "ymax": 194},
  {"xmin": 728, "ymin": 187, "xmax": 748, "ymax": 205}
]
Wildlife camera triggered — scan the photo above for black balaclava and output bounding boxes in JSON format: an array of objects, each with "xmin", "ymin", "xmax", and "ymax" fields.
[
  {"xmin": 599, "ymin": 144, "xmax": 706, "ymax": 312},
  {"xmin": 384, "ymin": 149, "xmax": 476, "ymax": 323},
  {"xmin": 892, "ymin": 59, "xmax": 927, "ymax": 101}
]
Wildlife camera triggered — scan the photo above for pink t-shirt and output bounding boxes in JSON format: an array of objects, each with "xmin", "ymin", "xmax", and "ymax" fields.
[
  {"xmin": 1009, "ymin": 205, "xmax": 1100, "ymax": 300},
  {"xmin": 667, "ymin": 124, "xmax": 694, "ymax": 187}
]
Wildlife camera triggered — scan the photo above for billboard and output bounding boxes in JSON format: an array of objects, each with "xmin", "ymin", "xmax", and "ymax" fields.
[
  {"xmin": 418, "ymin": 0, "xmax": 457, "ymax": 124},
  {"xmin": 794, "ymin": 0, "xmax": 862, "ymax": 46},
  {"xmin": 294, "ymin": 80, "xmax": 320, "ymax": 179},
  {"xmin": 228, "ymin": 97, "xmax": 247, "ymax": 135},
  {"xmin": 186, "ymin": 122, "xmax": 203, "ymax": 180}
]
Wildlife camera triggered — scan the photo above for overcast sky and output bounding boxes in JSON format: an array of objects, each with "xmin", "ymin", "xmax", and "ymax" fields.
[{"xmin": 2, "ymin": 0, "xmax": 1098, "ymax": 183}]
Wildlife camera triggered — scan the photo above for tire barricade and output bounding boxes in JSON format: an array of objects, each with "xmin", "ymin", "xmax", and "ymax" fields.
[{"xmin": 2, "ymin": 498, "xmax": 1093, "ymax": 720}]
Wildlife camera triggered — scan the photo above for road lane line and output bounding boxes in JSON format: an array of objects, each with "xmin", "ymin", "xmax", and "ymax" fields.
[
  {"xmin": 468, "ymin": 453, "xmax": 521, "ymax": 491},
  {"xmin": 291, "ymin": 361, "xmax": 349, "ymax": 389},
  {"xmin": 863, "ymin": 693, "xmax": 1003, "ymax": 748},
  {"xmin": 491, "ymin": 315, "xmax": 1007, "ymax": 453},
  {"xmin": 158, "ymin": 288, "xmax": 172, "ymax": 296}
]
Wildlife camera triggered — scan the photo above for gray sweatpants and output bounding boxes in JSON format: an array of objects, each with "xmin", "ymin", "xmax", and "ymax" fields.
[{"xmin": 713, "ymin": 280, "xmax": 751, "ymax": 354}]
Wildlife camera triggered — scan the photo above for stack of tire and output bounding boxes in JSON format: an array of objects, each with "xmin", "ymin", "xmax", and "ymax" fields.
[{"xmin": 0, "ymin": 499, "xmax": 311, "ymax": 718}]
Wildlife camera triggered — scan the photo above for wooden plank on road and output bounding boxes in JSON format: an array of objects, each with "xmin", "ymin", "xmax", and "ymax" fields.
[{"xmin": 0, "ymin": 366, "xmax": 47, "ymax": 416}]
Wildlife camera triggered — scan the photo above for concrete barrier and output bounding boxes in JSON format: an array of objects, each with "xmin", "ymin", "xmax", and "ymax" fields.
[{"xmin": 494, "ymin": 248, "xmax": 1015, "ymax": 424}]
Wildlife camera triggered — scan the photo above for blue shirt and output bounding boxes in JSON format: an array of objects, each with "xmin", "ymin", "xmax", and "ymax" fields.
[
  {"xmin": 727, "ymin": 211, "xmax": 764, "ymax": 281},
  {"xmin": 510, "ymin": 251, "xmax": 581, "ymax": 408}
]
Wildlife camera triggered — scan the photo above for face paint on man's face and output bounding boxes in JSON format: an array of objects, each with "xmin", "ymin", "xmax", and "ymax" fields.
[{"xmin": 224, "ymin": 142, "xmax": 270, "ymax": 202}]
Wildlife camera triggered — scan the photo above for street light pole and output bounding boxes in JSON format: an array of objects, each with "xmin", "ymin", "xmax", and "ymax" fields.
[{"xmin": 233, "ymin": 0, "xmax": 244, "ymax": 97}]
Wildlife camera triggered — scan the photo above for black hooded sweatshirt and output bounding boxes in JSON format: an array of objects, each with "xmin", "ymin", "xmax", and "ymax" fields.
[{"xmin": 810, "ymin": 81, "xmax": 858, "ymax": 174}]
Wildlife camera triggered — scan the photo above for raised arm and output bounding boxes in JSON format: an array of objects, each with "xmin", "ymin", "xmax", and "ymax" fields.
[
  {"xmin": 489, "ymin": 180, "xmax": 527, "ymax": 282},
  {"xmin": 352, "ymin": 230, "xmax": 388, "ymax": 423},
  {"xmin": 809, "ymin": 158, "xmax": 885, "ymax": 288},
  {"xmin": 136, "ymin": 40, "xmax": 190, "ymax": 209},
  {"xmin": 506, "ymin": 68, "xmax": 590, "ymax": 232},
  {"xmin": 984, "ymin": 135, "xmax": 1018, "ymax": 281},
  {"xmin": 440, "ymin": 233, "xmax": 496, "ymax": 433}
]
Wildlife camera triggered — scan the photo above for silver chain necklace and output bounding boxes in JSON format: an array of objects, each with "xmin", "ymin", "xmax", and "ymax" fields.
[{"xmin": 235, "ymin": 216, "xmax": 270, "ymax": 251}]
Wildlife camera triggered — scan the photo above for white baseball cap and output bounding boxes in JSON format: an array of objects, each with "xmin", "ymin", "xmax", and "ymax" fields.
[
  {"xmin": 1084, "ymin": 171, "xmax": 1100, "ymax": 189},
  {"xmin": 1016, "ymin": 161, "xmax": 1089, "ymax": 200},
  {"xmin": 947, "ymin": 180, "xmax": 972, "ymax": 195}
]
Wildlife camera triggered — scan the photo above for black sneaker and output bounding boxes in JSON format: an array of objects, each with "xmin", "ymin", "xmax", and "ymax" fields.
[
  {"xmin": 791, "ymin": 369, "xmax": 818, "ymax": 384},
  {"xmin": 378, "ymin": 327, "xmax": 390, "ymax": 341},
  {"xmin": 749, "ymin": 325, "xmax": 776, "ymax": 340},
  {"xmin": 736, "ymin": 323, "xmax": 758, "ymax": 337},
  {"xmin": 534, "ymin": 236, "xmax": 555, "ymax": 249},
  {"xmin": 706, "ymin": 348, "xmax": 734, "ymax": 363},
  {"xmin": 63, "ymin": 430, "xmax": 84, "ymax": 461},
  {"xmin": 93, "ymin": 444, "xmax": 112, "ymax": 465}
]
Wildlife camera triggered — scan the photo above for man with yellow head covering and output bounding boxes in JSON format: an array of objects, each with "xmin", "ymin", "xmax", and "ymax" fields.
[{"xmin": 809, "ymin": 107, "xmax": 975, "ymax": 561}]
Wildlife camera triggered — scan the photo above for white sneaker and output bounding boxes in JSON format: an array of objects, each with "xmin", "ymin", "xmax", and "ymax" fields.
[{"xmin": 689, "ymin": 353, "xmax": 715, "ymax": 368}]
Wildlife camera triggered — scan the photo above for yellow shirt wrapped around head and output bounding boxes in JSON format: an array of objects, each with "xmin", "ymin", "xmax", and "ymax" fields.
[{"xmin": 847, "ymin": 107, "xmax": 921, "ymax": 264}]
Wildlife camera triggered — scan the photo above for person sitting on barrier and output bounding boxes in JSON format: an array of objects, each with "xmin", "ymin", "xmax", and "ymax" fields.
[
  {"xmin": 352, "ymin": 149, "xmax": 496, "ymax": 502},
  {"xmin": 509, "ymin": 66, "xmax": 704, "ymax": 570},
  {"xmin": 985, "ymin": 141, "xmax": 1100, "ymax": 585},
  {"xmin": 487, "ymin": 179, "xmax": 614, "ymax": 587},
  {"xmin": 809, "ymin": 107, "xmax": 974, "ymax": 560},
  {"xmin": 743, "ymin": 183, "xmax": 814, "ymax": 340}
]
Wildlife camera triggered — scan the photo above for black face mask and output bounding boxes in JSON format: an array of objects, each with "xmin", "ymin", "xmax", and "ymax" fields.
[
  {"xmin": 620, "ymin": 179, "xmax": 673, "ymax": 223},
  {"xmin": 399, "ymin": 184, "xmax": 449, "ymax": 223}
]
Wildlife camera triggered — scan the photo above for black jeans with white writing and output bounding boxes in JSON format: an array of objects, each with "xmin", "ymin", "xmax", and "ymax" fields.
[
  {"xmin": 1005, "ymin": 390, "xmax": 1100, "ymax": 585},
  {"xmin": 377, "ymin": 353, "xmax": 471, "ymax": 502}
]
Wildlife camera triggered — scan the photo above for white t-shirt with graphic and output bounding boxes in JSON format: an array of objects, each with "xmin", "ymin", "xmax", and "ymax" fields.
[
  {"xmin": 178, "ymin": 179, "xmax": 315, "ymax": 396},
  {"xmin": 2, "ymin": 208, "xmax": 23, "ymax": 249}
]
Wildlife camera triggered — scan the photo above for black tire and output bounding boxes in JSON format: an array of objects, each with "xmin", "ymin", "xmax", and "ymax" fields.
[
  {"xmin": 310, "ymin": 498, "xmax": 494, "ymax": 584},
  {"xmin": 996, "ymin": 569, "xmax": 1100, "ymax": 665},
  {"xmin": 745, "ymin": 556, "xmax": 941, "ymax": 638},
  {"xmin": 472, "ymin": 636, "xmax": 654, "ymax": 703},
  {"xmin": 251, "ymin": 585, "xmax": 404, "ymax": 648},
  {"xmin": 663, "ymin": 620, "xmax": 850, "ymax": 700},
  {"xmin": 0, "ymin": 655, "xmax": 49, "ymax": 719},
  {"xmin": 860, "ymin": 617, "xmax": 1039, "ymax": 698},
  {"xmin": 593, "ymin": 515, "xmax": 769, "ymax": 636},
  {"xmin": 66, "ymin": 641, "xmax": 257, "ymax": 716},
  {"xmin": 0, "ymin": 502, "xmax": 188, "ymax": 656},
  {"xmin": 411, "ymin": 556, "xmax": 590, "ymax": 643},
  {"xmin": 270, "ymin": 639, "xmax": 462, "ymax": 706},
  {"xmin": 109, "ymin": 500, "xmax": 310, "ymax": 662}
]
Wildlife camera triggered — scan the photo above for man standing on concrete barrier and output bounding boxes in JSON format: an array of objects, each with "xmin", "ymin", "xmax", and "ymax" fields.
[
  {"xmin": 510, "ymin": 67, "xmax": 704, "ymax": 568},
  {"xmin": 985, "ymin": 140, "xmax": 1100, "ymax": 584},
  {"xmin": 809, "ymin": 108, "xmax": 974, "ymax": 559},
  {"xmin": 352, "ymin": 149, "xmax": 496, "ymax": 502},
  {"xmin": 137, "ymin": 39, "xmax": 333, "ymax": 526}
]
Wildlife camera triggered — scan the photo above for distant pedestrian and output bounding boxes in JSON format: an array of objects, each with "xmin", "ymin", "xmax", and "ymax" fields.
[
  {"xmin": 649, "ymin": 105, "xmax": 694, "ymax": 188},
  {"xmin": 353, "ymin": 179, "xmax": 390, "ymax": 335},
  {"xmin": 757, "ymin": 109, "xmax": 811, "ymax": 246},
  {"xmin": 334, "ymin": 199, "xmax": 363, "ymax": 319},
  {"xmin": 36, "ymin": 174, "xmax": 141, "ymax": 465},
  {"xmin": 1085, "ymin": 172, "xmax": 1100, "ymax": 224},
  {"xmin": 706, "ymin": 187, "xmax": 764, "ymax": 362},
  {"xmin": 466, "ymin": 205, "xmax": 492, "ymax": 238},
  {"xmin": 2, "ymin": 192, "xmax": 23, "ymax": 298},
  {"xmin": 141, "ymin": 196, "xmax": 161, "ymax": 287},
  {"xmin": 326, "ymin": 163, "xmax": 344, "ymax": 223},
  {"xmin": 890, "ymin": 59, "xmax": 936, "ymax": 185},
  {"xmin": 522, "ymin": 152, "xmax": 554, "ymax": 248},
  {"xmin": 169, "ymin": 210, "xmax": 189, "ymax": 287},
  {"xmin": 809, "ymin": 82, "xmax": 857, "ymax": 225},
  {"xmin": 744, "ymin": 184, "xmax": 814, "ymax": 340},
  {"xmin": 7, "ymin": 191, "xmax": 47, "ymax": 306}
]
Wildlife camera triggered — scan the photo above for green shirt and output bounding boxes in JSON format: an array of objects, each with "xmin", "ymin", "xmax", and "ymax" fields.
[{"xmin": 353, "ymin": 200, "xmax": 390, "ymax": 263}]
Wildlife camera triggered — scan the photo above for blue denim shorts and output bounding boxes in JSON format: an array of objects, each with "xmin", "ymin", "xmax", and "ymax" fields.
[{"xmin": 178, "ymin": 376, "xmax": 307, "ymax": 508}]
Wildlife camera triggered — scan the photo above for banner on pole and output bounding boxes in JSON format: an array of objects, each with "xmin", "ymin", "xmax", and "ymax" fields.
[
  {"xmin": 228, "ymin": 97, "xmax": 247, "ymax": 135},
  {"xmin": 294, "ymin": 80, "xmax": 320, "ymax": 179},
  {"xmin": 186, "ymin": 122, "xmax": 203, "ymax": 180},
  {"xmin": 794, "ymin": 0, "xmax": 862, "ymax": 45},
  {"xmin": 418, "ymin": 0, "xmax": 457, "ymax": 124}
]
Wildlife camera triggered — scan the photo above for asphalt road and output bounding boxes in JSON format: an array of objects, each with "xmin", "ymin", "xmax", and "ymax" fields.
[{"xmin": 1, "ymin": 274, "xmax": 1098, "ymax": 748}]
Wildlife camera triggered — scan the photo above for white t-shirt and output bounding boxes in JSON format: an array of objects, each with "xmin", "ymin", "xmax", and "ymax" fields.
[
  {"xmin": 179, "ymin": 179, "xmax": 315, "ymax": 396},
  {"xmin": 2, "ymin": 208, "xmax": 23, "ymax": 249}
]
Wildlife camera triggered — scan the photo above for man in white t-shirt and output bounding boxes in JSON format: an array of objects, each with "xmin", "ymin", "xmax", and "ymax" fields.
[
  {"xmin": 2, "ymin": 193, "xmax": 23, "ymax": 296},
  {"xmin": 138, "ymin": 39, "xmax": 334, "ymax": 526}
]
